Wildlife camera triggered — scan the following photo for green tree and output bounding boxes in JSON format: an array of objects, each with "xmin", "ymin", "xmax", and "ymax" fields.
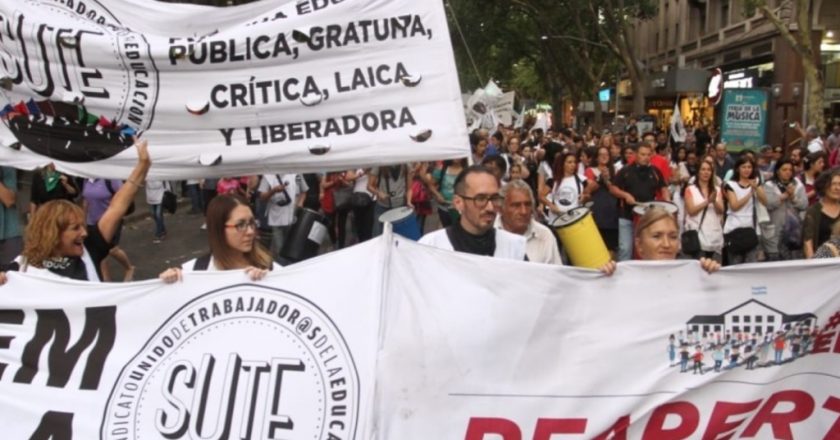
[{"xmin": 744, "ymin": 0, "xmax": 825, "ymax": 131}]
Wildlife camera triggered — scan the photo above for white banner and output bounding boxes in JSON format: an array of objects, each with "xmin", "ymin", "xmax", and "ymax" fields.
[
  {"xmin": 2, "ymin": 234, "xmax": 840, "ymax": 439},
  {"xmin": 0, "ymin": 239, "xmax": 385, "ymax": 439},
  {"xmin": 0, "ymin": 0, "xmax": 468, "ymax": 179}
]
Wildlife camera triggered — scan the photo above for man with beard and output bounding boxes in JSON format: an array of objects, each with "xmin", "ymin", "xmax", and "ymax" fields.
[
  {"xmin": 420, "ymin": 166, "xmax": 526, "ymax": 260},
  {"xmin": 610, "ymin": 143, "xmax": 670, "ymax": 261}
]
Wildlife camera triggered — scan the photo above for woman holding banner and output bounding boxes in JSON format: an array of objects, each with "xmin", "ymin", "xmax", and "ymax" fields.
[
  {"xmin": 634, "ymin": 206, "xmax": 720, "ymax": 273},
  {"xmin": 158, "ymin": 194, "xmax": 278, "ymax": 283},
  {"xmin": 0, "ymin": 140, "xmax": 150, "ymax": 283}
]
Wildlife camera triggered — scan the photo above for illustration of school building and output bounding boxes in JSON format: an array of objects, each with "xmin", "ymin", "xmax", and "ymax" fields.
[{"xmin": 686, "ymin": 299, "xmax": 818, "ymax": 337}]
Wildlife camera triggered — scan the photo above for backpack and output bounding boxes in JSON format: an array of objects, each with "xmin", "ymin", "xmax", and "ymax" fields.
[{"xmin": 781, "ymin": 205, "xmax": 803, "ymax": 249}]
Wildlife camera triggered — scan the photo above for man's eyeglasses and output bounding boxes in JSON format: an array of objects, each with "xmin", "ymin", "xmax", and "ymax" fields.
[
  {"xmin": 456, "ymin": 193, "xmax": 503, "ymax": 207},
  {"xmin": 225, "ymin": 219, "xmax": 258, "ymax": 232}
]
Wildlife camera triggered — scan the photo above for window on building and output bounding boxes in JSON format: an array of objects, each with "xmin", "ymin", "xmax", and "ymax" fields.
[
  {"xmin": 734, "ymin": 326, "xmax": 740, "ymax": 333},
  {"xmin": 756, "ymin": 315, "xmax": 763, "ymax": 323},
  {"xmin": 768, "ymin": 326, "xmax": 774, "ymax": 333},
  {"xmin": 675, "ymin": 23, "xmax": 680, "ymax": 46},
  {"xmin": 664, "ymin": 28, "xmax": 669, "ymax": 50},
  {"xmin": 656, "ymin": 32, "xmax": 660, "ymax": 52},
  {"xmin": 692, "ymin": 325, "xmax": 699, "ymax": 333},
  {"xmin": 744, "ymin": 316, "xmax": 751, "ymax": 323},
  {"xmin": 720, "ymin": 0, "xmax": 730, "ymax": 29},
  {"xmin": 744, "ymin": 326, "xmax": 751, "ymax": 333},
  {"xmin": 714, "ymin": 325, "xmax": 721, "ymax": 332},
  {"xmin": 768, "ymin": 316, "xmax": 776, "ymax": 323},
  {"xmin": 733, "ymin": 316, "xmax": 740, "ymax": 323},
  {"xmin": 703, "ymin": 325, "xmax": 710, "ymax": 333}
]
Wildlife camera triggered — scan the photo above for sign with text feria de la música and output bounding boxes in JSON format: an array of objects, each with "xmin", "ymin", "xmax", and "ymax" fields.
[
  {"xmin": 720, "ymin": 88, "xmax": 768, "ymax": 151},
  {"xmin": 2, "ymin": 233, "xmax": 840, "ymax": 439},
  {"xmin": 0, "ymin": 0, "xmax": 468, "ymax": 179}
]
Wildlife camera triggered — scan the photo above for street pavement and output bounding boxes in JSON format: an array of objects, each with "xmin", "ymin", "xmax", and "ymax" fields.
[{"xmin": 104, "ymin": 206, "xmax": 208, "ymax": 281}]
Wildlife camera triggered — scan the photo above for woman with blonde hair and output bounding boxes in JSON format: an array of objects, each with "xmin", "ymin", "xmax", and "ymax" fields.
[
  {"xmin": 0, "ymin": 140, "xmax": 150, "ymax": 282},
  {"xmin": 634, "ymin": 206, "xmax": 720, "ymax": 273},
  {"xmin": 159, "ymin": 194, "xmax": 277, "ymax": 283}
]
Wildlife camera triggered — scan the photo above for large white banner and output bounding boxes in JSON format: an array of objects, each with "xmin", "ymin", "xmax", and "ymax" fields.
[
  {"xmin": 1, "ymin": 234, "xmax": 839, "ymax": 439},
  {"xmin": 0, "ymin": 0, "xmax": 468, "ymax": 179},
  {"xmin": 0, "ymin": 239, "xmax": 385, "ymax": 439}
]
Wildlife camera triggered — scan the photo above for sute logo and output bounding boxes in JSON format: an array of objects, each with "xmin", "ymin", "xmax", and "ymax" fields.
[
  {"xmin": 155, "ymin": 354, "xmax": 306, "ymax": 439},
  {"xmin": 101, "ymin": 286, "xmax": 358, "ymax": 440}
]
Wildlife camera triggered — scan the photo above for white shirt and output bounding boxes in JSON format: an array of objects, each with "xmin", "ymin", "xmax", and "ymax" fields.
[
  {"xmin": 145, "ymin": 180, "xmax": 167, "ymax": 205},
  {"xmin": 258, "ymin": 174, "xmax": 308, "ymax": 227},
  {"xmin": 684, "ymin": 185, "xmax": 724, "ymax": 252},
  {"xmin": 547, "ymin": 175, "xmax": 583, "ymax": 224},
  {"xmin": 723, "ymin": 182, "xmax": 758, "ymax": 234},
  {"xmin": 419, "ymin": 228, "xmax": 527, "ymax": 261},
  {"xmin": 807, "ymin": 137, "xmax": 824, "ymax": 154},
  {"xmin": 494, "ymin": 217, "xmax": 563, "ymax": 264}
]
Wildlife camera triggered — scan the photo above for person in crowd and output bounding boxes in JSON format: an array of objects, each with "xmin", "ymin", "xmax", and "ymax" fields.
[
  {"xmin": 80, "ymin": 178, "xmax": 135, "ymax": 281},
  {"xmin": 496, "ymin": 179, "xmax": 562, "ymax": 264},
  {"xmin": 350, "ymin": 169, "xmax": 375, "ymax": 243},
  {"xmin": 159, "ymin": 194, "xmax": 278, "ymax": 282},
  {"xmin": 800, "ymin": 152, "xmax": 826, "ymax": 206},
  {"xmin": 713, "ymin": 143, "xmax": 734, "ymax": 181},
  {"xmin": 216, "ymin": 176, "xmax": 247, "ymax": 197},
  {"xmin": 481, "ymin": 155, "xmax": 507, "ymax": 183},
  {"xmin": 584, "ymin": 146, "xmax": 620, "ymax": 254},
  {"xmin": 199, "ymin": 177, "xmax": 219, "ymax": 230},
  {"xmin": 0, "ymin": 140, "xmax": 150, "ymax": 283},
  {"xmin": 813, "ymin": 220, "xmax": 840, "ymax": 258},
  {"xmin": 145, "ymin": 179, "xmax": 169, "ymax": 244},
  {"xmin": 368, "ymin": 164, "xmax": 413, "ymax": 237},
  {"xmin": 757, "ymin": 145, "xmax": 776, "ymax": 182},
  {"xmin": 611, "ymin": 142, "xmax": 670, "ymax": 261},
  {"xmin": 185, "ymin": 178, "xmax": 203, "ymax": 214},
  {"xmin": 412, "ymin": 162, "xmax": 441, "ymax": 235},
  {"xmin": 543, "ymin": 152, "xmax": 586, "ymax": 225},
  {"xmin": 762, "ymin": 159, "xmax": 808, "ymax": 261},
  {"xmin": 301, "ymin": 173, "xmax": 322, "ymax": 212},
  {"xmin": 789, "ymin": 147, "xmax": 805, "ymax": 175},
  {"xmin": 615, "ymin": 145, "xmax": 635, "ymax": 173},
  {"xmin": 419, "ymin": 165, "xmax": 526, "ymax": 259},
  {"xmin": 29, "ymin": 163, "xmax": 78, "ymax": 214},
  {"xmin": 634, "ymin": 206, "xmax": 720, "ymax": 273},
  {"xmin": 431, "ymin": 159, "xmax": 465, "ymax": 228},
  {"xmin": 683, "ymin": 160, "xmax": 725, "ymax": 261},
  {"xmin": 0, "ymin": 166, "xmax": 22, "ymax": 265},
  {"xmin": 723, "ymin": 157, "xmax": 768, "ymax": 265},
  {"xmin": 472, "ymin": 137, "xmax": 488, "ymax": 164},
  {"xmin": 320, "ymin": 171, "xmax": 353, "ymax": 249},
  {"xmin": 803, "ymin": 168, "xmax": 840, "ymax": 258},
  {"xmin": 677, "ymin": 149, "xmax": 699, "ymax": 184},
  {"xmin": 827, "ymin": 123, "xmax": 840, "ymax": 167},
  {"xmin": 259, "ymin": 173, "xmax": 308, "ymax": 259},
  {"xmin": 651, "ymin": 142, "xmax": 673, "ymax": 186},
  {"xmin": 791, "ymin": 122, "xmax": 825, "ymax": 154}
]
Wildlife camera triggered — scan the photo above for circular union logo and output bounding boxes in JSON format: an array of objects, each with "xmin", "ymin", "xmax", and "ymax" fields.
[{"xmin": 100, "ymin": 285, "xmax": 359, "ymax": 440}]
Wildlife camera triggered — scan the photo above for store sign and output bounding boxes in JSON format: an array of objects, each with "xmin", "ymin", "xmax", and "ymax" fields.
[
  {"xmin": 724, "ymin": 69, "xmax": 758, "ymax": 89},
  {"xmin": 720, "ymin": 88, "xmax": 768, "ymax": 151},
  {"xmin": 599, "ymin": 88, "xmax": 611, "ymax": 102}
]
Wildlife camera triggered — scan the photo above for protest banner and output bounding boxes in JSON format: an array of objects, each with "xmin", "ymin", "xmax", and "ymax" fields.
[
  {"xmin": 0, "ymin": 0, "xmax": 468, "ymax": 179},
  {"xmin": 1, "ymin": 234, "xmax": 839, "ymax": 438}
]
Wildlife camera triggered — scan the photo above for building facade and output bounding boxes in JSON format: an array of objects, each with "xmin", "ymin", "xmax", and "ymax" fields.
[{"xmin": 626, "ymin": 0, "xmax": 840, "ymax": 147}]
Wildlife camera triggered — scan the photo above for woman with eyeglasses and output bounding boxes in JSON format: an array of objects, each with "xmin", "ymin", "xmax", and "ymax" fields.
[{"xmin": 159, "ymin": 194, "xmax": 277, "ymax": 283}]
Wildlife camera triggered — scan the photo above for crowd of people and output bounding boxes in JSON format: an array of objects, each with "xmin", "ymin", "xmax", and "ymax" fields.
[{"xmin": 0, "ymin": 118, "xmax": 839, "ymax": 286}]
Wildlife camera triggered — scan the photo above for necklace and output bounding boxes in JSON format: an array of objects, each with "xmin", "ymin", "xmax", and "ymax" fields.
[{"xmin": 42, "ymin": 257, "xmax": 72, "ymax": 270}]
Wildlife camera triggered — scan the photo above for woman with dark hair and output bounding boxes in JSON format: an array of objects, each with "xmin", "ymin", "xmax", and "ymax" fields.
[
  {"xmin": 544, "ymin": 152, "xmax": 586, "ymax": 224},
  {"xmin": 800, "ymin": 151, "xmax": 827, "ymax": 206},
  {"xmin": 762, "ymin": 159, "xmax": 808, "ymax": 260},
  {"xmin": 0, "ymin": 140, "xmax": 150, "ymax": 283},
  {"xmin": 159, "ymin": 194, "xmax": 277, "ymax": 282},
  {"xmin": 723, "ymin": 157, "xmax": 768, "ymax": 265},
  {"xmin": 584, "ymin": 146, "xmax": 620, "ymax": 253},
  {"xmin": 803, "ymin": 169, "xmax": 840, "ymax": 258},
  {"xmin": 683, "ymin": 160, "xmax": 724, "ymax": 261}
]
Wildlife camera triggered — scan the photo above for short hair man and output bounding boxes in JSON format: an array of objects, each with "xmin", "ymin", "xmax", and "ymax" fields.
[
  {"xmin": 496, "ymin": 179, "xmax": 562, "ymax": 264},
  {"xmin": 610, "ymin": 143, "xmax": 669, "ymax": 261},
  {"xmin": 419, "ymin": 166, "xmax": 526, "ymax": 259}
]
